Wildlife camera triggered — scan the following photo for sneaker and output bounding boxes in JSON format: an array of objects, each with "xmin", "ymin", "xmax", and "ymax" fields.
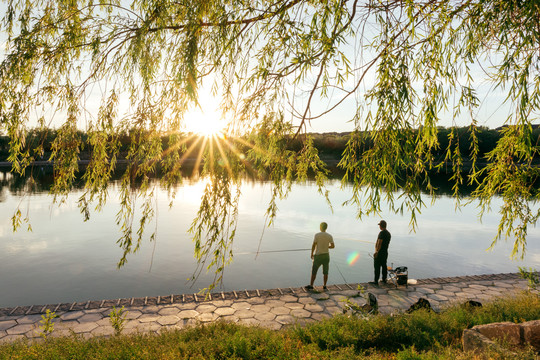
[
  {"xmin": 368, "ymin": 281, "xmax": 378, "ymax": 286},
  {"xmin": 305, "ymin": 285, "xmax": 314, "ymax": 290},
  {"xmin": 380, "ymin": 279, "xmax": 387, "ymax": 284},
  {"xmin": 323, "ymin": 286, "xmax": 327, "ymax": 290}
]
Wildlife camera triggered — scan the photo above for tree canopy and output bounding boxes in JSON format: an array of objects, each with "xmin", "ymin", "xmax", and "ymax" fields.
[{"xmin": 0, "ymin": 0, "xmax": 539, "ymax": 290}]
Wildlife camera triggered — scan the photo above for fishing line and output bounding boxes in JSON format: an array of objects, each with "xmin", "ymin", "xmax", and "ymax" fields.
[{"xmin": 334, "ymin": 262, "xmax": 348, "ymax": 284}]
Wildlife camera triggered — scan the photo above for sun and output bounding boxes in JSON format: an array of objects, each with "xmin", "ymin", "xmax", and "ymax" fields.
[
  {"xmin": 186, "ymin": 115, "xmax": 226, "ymax": 137},
  {"xmin": 184, "ymin": 106, "xmax": 227, "ymax": 138}
]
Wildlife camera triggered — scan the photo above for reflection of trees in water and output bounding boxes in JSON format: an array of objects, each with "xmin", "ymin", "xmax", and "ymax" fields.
[{"xmin": 0, "ymin": 164, "xmax": 475, "ymax": 200}]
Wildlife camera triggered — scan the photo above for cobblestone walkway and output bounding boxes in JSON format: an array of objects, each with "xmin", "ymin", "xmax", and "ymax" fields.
[{"xmin": 0, "ymin": 273, "xmax": 529, "ymax": 343}]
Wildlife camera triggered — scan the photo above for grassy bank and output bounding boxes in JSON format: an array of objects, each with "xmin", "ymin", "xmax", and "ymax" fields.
[{"xmin": 1, "ymin": 292, "xmax": 538, "ymax": 359}]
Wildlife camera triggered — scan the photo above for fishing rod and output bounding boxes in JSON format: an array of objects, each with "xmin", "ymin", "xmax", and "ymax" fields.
[
  {"xmin": 334, "ymin": 262, "xmax": 348, "ymax": 284},
  {"xmin": 235, "ymin": 248, "xmax": 311, "ymax": 256}
]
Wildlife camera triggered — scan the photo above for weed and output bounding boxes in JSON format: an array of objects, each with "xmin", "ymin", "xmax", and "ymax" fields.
[
  {"xmin": 38, "ymin": 309, "xmax": 58, "ymax": 339},
  {"xmin": 109, "ymin": 306, "xmax": 127, "ymax": 336},
  {"xmin": 518, "ymin": 267, "xmax": 539, "ymax": 290}
]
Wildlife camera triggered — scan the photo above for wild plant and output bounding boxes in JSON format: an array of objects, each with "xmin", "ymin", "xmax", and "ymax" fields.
[
  {"xmin": 109, "ymin": 306, "xmax": 127, "ymax": 336},
  {"xmin": 38, "ymin": 309, "xmax": 58, "ymax": 339},
  {"xmin": 518, "ymin": 267, "xmax": 539, "ymax": 290}
]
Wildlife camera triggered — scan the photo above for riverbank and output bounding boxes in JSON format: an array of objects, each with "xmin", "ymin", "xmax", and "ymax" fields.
[{"xmin": 0, "ymin": 273, "xmax": 530, "ymax": 344}]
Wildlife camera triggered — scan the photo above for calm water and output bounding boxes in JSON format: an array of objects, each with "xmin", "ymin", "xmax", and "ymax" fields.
[{"xmin": 0, "ymin": 175, "xmax": 539, "ymax": 307}]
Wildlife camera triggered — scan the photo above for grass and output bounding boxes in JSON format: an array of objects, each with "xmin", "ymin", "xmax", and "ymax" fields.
[{"xmin": 1, "ymin": 292, "xmax": 538, "ymax": 360}]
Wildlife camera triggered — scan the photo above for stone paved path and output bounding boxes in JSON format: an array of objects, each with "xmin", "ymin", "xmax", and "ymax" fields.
[{"xmin": 0, "ymin": 273, "xmax": 530, "ymax": 343}]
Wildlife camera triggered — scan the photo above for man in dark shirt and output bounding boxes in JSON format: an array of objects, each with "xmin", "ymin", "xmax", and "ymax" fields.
[{"xmin": 369, "ymin": 220, "xmax": 391, "ymax": 286}]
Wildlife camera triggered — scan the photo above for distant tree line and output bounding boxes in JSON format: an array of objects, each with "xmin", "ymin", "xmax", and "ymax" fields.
[{"xmin": 1, "ymin": 125, "xmax": 539, "ymax": 170}]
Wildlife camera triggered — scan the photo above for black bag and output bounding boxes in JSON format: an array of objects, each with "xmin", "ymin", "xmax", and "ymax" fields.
[
  {"xmin": 395, "ymin": 266, "xmax": 408, "ymax": 285},
  {"xmin": 406, "ymin": 298, "xmax": 432, "ymax": 313}
]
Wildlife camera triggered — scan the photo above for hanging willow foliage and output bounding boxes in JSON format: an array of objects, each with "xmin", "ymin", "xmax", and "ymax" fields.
[{"xmin": 0, "ymin": 0, "xmax": 539, "ymax": 290}]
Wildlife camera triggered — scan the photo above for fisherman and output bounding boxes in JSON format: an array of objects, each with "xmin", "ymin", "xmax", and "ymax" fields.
[
  {"xmin": 369, "ymin": 220, "xmax": 391, "ymax": 286},
  {"xmin": 306, "ymin": 222, "xmax": 335, "ymax": 291}
]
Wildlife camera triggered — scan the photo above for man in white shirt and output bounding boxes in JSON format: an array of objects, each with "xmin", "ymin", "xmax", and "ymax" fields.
[{"xmin": 306, "ymin": 222, "xmax": 335, "ymax": 291}]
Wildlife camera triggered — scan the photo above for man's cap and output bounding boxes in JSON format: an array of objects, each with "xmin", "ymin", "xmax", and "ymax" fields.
[{"xmin": 378, "ymin": 220, "xmax": 387, "ymax": 227}]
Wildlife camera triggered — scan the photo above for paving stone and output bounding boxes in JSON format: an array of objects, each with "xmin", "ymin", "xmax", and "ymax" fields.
[
  {"xmin": 220, "ymin": 315, "xmax": 239, "ymax": 323},
  {"xmin": 416, "ymin": 287, "xmax": 435, "ymax": 294},
  {"xmin": 280, "ymin": 295, "xmax": 298, "ymax": 303},
  {"xmin": 254, "ymin": 312, "xmax": 276, "ymax": 322},
  {"xmin": 421, "ymin": 284, "xmax": 443, "ymax": 290},
  {"xmin": 78, "ymin": 313, "xmax": 104, "ymax": 323},
  {"xmin": 124, "ymin": 320, "xmax": 142, "ymax": 329},
  {"xmin": 72, "ymin": 322, "xmax": 99, "ymax": 333},
  {"xmin": 310, "ymin": 293, "xmax": 331, "ymax": 300},
  {"xmin": 0, "ymin": 334, "xmax": 25, "ymax": 343},
  {"xmin": 469, "ymin": 284, "xmax": 489, "ymax": 290},
  {"xmin": 157, "ymin": 315, "xmax": 180, "ymax": 326},
  {"xmin": 246, "ymin": 297, "xmax": 265, "ymax": 305},
  {"xmin": 482, "ymin": 289, "xmax": 503, "ymax": 297},
  {"xmin": 305, "ymin": 303, "xmax": 324, "ymax": 313},
  {"xmin": 362, "ymin": 287, "xmax": 387, "ymax": 295},
  {"xmin": 135, "ymin": 322, "xmax": 161, "ymax": 333},
  {"xmin": 239, "ymin": 318, "xmax": 260, "ymax": 326},
  {"xmin": 0, "ymin": 320, "xmax": 17, "ymax": 331},
  {"xmin": 158, "ymin": 307, "xmax": 181, "ymax": 316},
  {"xmin": 329, "ymin": 295, "xmax": 348, "ymax": 303},
  {"xmin": 427, "ymin": 293, "xmax": 449, "ymax": 301},
  {"xmin": 195, "ymin": 304, "xmax": 217, "ymax": 313},
  {"xmin": 435, "ymin": 290, "xmax": 456, "ymax": 297},
  {"xmin": 315, "ymin": 298, "xmax": 337, "ymax": 307},
  {"xmin": 270, "ymin": 307, "xmax": 290, "ymax": 316},
  {"xmin": 231, "ymin": 302, "xmax": 251, "ymax": 310},
  {"xmin": 441, "ymin": 285, "xmax": 463, "ymax": 292},
  {"xmin": 55, "ymin": 320, "xmax": 79, "ymax": 330},
  {"xmin": 140, "ymin": 305, "xmax": 161, "ymax": 314},
  {"xmin": 493, "ymin": 282, "xmax": 515, "ymax": 288},
  {"xmin": 6, "ymin": 324, "xmax": 35, "ymax": 335},
  {"xmin": 177, "ymin": 303, "xmax": 198, "ymax": 310},
  {"xmin": 196, "ymin": 313, "xmax": 219, "ymax": 322},
  {"xmin": 235, "ymin": 310, "xmax": 255, "ymax": 319},
  {"xmin": 91, "ymin": 326, "xmax": 115, "ymax": 337},
  {"xmin": 92, "ymin": 317, "xmax": 110, "ymax": 327},
  {"xmin": 250, "ymin": 304, "xmax": 271, "ymax": 313},
  {"xmin": 178, "ymin": 310, "xmax": 199, "ymax": 319},
  {"xmin": 59, "ymin": 311, "xmax": 86, "ymax": 321},
  {"xmin": 139, "ymin": 314, "xmax": 160, "ymax": 323},
  {"xmin": 284, "ymin": 302, "xmax": 304, "ymax": 310},
  {"xmin": 298, "ymin": 297, "xmax": 317, "ymax": 305},
  {"xmin": 16, "ymin": 314, "xmax": 43, "ymax": 325},
  {"xmin": 49, "ymin": 329, "xmax": 74, "ymax": 338},
  {"xmin": 158, "ymin": 324, "xmax": 182, "ymax": 333},
  {"xmin": 325, "ymin": 306, "xmax": 342, "ymax": 315},
  {"xmin": 290, "ymin": 309, "xmax": 311, "ymax": 318},
  {"xmin": 265, "ymin": 299, "xmax": 286, "ymax": 307},
  {"xmin": 275, "ymin": 315, "xmax": 296, "ymax": 325},
  {"xmin": 125, "ymin": 310, "xmax": 143, "ymax": 320},
  {"xmin": 210, "ymin": 300, "xmax": 234, "ymax": 307},
  {"xmin": 215, "ymin": 307, "xmax": 236, "ymax": 316}
]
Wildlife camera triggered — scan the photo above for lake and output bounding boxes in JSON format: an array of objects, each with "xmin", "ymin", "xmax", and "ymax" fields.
[{"xmin": 0, "ymin": 173, "xmax": 539, "ymax": 308}]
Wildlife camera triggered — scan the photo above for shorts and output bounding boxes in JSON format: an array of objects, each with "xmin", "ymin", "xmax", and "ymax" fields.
[{"xmin": 312, "ymin": 253, "xmax": 330, "ymax": 275}]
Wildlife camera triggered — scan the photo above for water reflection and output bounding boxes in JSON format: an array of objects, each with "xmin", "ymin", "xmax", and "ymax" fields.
[{"xmin": 0, "ymin": 168, "xmax": 538, "ymax": 308}]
